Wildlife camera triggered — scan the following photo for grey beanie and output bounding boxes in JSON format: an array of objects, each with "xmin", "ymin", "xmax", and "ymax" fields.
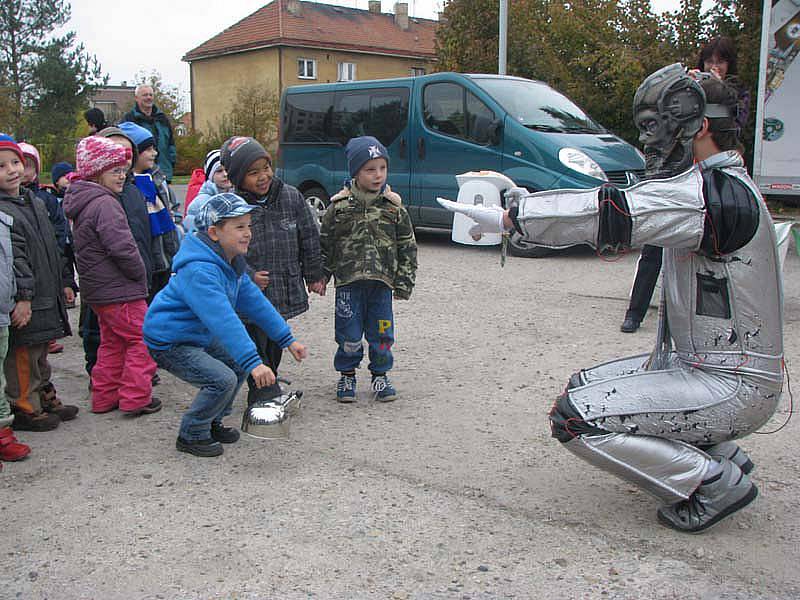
[
  {"xmin": 97, "ymin": 126, "xmax": 138, "ymax": 166},
  {"xmin": 220, "ymin": 136, "xmax": 270, "ymax": 189}
]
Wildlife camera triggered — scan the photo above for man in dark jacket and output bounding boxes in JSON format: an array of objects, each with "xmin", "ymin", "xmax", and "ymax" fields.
[
  {"xmin": 123, "ymin": 85, "xmax": 176, "ymax": 181},
  {"xmin": 78, "ymin": 126, "xmax": 156, "ymax": 376}
]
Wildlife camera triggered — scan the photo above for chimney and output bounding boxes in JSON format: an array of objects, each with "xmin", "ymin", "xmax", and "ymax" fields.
[
  {"xmin": 394, "ymin": 2, "xmax": 408, "ymax": 30},
  {"xmin": 368, "ymin": 1, "xmax": 381, "ymax": 14},
  {"xmin": 287, "ymin": 0, "xmax": 302, "ymax": 17}
]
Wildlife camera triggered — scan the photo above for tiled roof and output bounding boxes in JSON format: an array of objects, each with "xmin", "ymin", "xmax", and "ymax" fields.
[
  {"xmin": 183, "ymin": 0, "xmax": 437, "ymax": 62},
  {"xmin": 90, "ymin": 86, "xmax": 136, "ymax": 107}
]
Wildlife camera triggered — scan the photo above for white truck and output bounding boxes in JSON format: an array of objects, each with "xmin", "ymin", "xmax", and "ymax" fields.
[{"xmin": 753, "ymin": 0, "xmax": 800, "ymax": 200}]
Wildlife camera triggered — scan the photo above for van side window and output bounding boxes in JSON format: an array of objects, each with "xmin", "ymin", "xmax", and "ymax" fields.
[
  {"xmin": 423, "ymin": 83, "xmax": 496, "ymax": 145},
  {"xmin": 467, "ymin": 91, "xmax": 496, "ymax": 145},
  {"xmin": 331, "ymin": 88, "xmax": 409, "ymax": 147},
  {"xmin": 283, "ymin": 92, "xmax": 333, "ymax": 142}
]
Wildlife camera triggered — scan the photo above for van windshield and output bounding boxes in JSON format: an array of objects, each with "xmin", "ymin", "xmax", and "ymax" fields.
[{"xmin": 473, "ymin": 77, "xmax": 604, "ymax": 133}]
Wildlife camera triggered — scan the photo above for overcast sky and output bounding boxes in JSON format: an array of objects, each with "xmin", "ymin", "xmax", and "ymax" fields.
[{"xmin": 64, "ymin": 0, "xmax": 698, "ymax": 107}]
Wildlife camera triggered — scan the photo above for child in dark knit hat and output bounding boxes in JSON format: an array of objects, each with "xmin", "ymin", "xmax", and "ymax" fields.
[
  {"xmin": 220, "ymin": 136, "xmax": 324, "ymax": 403},
  {"xmin": 184, "ymin": 149, "xmax": 233, "ymax": 234},
  {"xmin": 0, "ymin": 135, "xmax": 77, "ymax": 432},
  {"xmin": 51, "ymin": 162, "xmax": 74, "ymax": 198},
  {"xmin": 63, "ymin": 136, "xmax": 160, "ymax": 416},
  {"xmin": 319, "ymin": 136, "xmax": 417, "ymax": 402}
]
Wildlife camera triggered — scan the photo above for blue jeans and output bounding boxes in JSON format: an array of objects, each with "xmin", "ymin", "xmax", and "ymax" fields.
[
  {"xmin": 150, "ymin": 341, "xmax": 247, "ymax": 441},
  {"xmin": 334, "ymin": 280, "xmax": 394, "ymax": 374}
]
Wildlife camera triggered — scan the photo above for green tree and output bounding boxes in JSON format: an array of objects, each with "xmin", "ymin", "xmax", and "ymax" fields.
[
  {"xmin": 133, "ymin": 69, "xmax": 185, "ymax": 124},
  {"xmin": 203, "ymin": 81, "xmax": 280, "ymax": 153},
  {"xmin": 437, "ymin": 0, "xmax": 676, "ymax": 144},
  {"xmin": 436, "ymin": 0, "xmax": 759, "ymax": 153},
  {"xmin": 26, "ymin": 36, "xmax": 105, "ymax": 163},
  {"xmin": 0, "ymin": 0, "xmax": 71, "ymax": 136}
]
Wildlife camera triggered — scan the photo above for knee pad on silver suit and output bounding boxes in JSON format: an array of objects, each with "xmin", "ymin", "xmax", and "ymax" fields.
[{"xmin": 550, "ymin": 391, "xmax": 712, "ymax": 504}]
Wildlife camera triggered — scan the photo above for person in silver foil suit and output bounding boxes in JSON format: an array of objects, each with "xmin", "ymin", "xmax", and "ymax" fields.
[{"xmin": 437, "ymin": 64, "xmax": 784, "ymax": 533}]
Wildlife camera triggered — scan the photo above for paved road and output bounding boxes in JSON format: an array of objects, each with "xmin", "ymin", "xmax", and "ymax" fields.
[{"xmin": 4, "ymin": 228, "xmax": 799, "ymax": 599}]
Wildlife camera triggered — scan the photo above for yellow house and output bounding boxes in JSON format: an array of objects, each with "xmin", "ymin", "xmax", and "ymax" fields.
[{"xmin": 183, "ymin": 0, "xmax": 438, "ymax": 136}]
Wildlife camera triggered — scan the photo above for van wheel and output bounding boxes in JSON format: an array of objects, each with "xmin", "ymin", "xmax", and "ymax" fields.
[
  {"xmin": 507, "ymin": 231, "xmax": 554, "ymax": 258},
  {"xmin": 303, "ymin": 187, "xmax": 329, "ymax": 224}
]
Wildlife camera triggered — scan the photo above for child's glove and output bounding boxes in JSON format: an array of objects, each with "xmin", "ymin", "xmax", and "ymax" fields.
[{"xmin": 436, "ymin": 197, "xmax": 510, "ymax": 238}]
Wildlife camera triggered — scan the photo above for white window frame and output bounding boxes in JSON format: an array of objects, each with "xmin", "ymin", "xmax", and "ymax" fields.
[
  {"xmin": 337, "ymin": 62, "xmax": 356, "ymax": 82},
  {"xmin": 411, "ymin": 67, "xmax": 426, "ymax": 77},
  {"xmin": 298, "ymin": 58, "xmax": 317, "ymax": 80}
]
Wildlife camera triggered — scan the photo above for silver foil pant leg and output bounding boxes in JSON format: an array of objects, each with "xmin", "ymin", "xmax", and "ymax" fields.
[
  {"xmin": 561, "ymin": 432, "xmax": 710, "ymax": 504},
  {"xmin": 551, "ymin": 388, "xmax": 711, "ymax": 503}
]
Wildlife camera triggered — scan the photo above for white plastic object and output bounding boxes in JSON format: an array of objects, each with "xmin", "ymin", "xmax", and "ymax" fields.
[{"xmin": 450, "ymin": 170, "xmax": 517, "ymax": 245}]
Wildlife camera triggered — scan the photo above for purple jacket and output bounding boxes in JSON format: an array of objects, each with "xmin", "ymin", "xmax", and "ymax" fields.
[{"xmin": 63, "ymin": 180, "xmax": 147, "ymax": 305}]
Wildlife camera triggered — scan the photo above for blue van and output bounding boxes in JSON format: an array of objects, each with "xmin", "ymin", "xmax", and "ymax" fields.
[{"xmin": 276, "ymin": 72, "xmax": 644, "ymax": 256}]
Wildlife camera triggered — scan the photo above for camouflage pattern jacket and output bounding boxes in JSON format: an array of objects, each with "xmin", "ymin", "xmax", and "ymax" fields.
[{"xmin": 320, "ymin": 182, "xmax": 417, "ymax": 299}]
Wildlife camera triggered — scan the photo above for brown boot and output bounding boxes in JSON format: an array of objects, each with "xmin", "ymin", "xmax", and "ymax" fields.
[
  {"xmin": 39, "ymin": 383, "xmax": 79, "ymax": 421},
  {"xmin": 12, "ymin": 409, "xmax": 60, "ymax": 432}
]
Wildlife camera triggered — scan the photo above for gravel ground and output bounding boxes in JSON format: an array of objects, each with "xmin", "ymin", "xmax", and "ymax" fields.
[{"xmin": 3, "ymin": 222, "xmax": 799, "ymax": 600}]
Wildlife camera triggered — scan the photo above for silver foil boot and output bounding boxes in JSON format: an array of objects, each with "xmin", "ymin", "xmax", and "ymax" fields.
[
  {"xmin": 704, "ymin": 441, "xmax": 754, "ymax": 474},
  {"xmin": 657, "ymin": 459, "xmax": 758, "ymax": 533}
]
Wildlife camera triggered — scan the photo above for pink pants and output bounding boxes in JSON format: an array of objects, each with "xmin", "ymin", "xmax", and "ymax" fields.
[{"xmin": 91, "ymin": 300, "xmax": 156, "ymax": 412}]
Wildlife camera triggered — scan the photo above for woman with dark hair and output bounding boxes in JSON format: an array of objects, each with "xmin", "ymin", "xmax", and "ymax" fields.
[{"xmin": 696, "ymin": 36, "xmax": 750, "ymax": 133}]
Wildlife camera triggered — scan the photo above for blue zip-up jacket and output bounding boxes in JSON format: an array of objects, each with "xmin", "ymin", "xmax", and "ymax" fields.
[{"xmin": 143, "ymin": 232, "xmax": 295, "ymax": 372}]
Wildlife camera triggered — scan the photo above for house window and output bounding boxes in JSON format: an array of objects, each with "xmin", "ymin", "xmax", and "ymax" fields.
[
  {"xmin": 411, "ymin": 67, "xmax": 426, "ymax": 77},
  {"xmin": 337, "ymin": 62, "xmax": 356, "ymax": 82},
  {"xmin": 298, "ymin": 58, "xmax": 316, "ymax": 80}
]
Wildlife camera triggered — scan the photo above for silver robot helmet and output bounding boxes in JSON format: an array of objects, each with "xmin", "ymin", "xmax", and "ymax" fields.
[{"xmin": 633, "ymin": 63, "xmax": 706, "ymax": 179}]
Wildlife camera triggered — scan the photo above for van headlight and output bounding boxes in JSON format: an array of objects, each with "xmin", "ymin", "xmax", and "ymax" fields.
[{"xmin": 558, "ymin": 147, "xmax": 608, "ymax": 181}]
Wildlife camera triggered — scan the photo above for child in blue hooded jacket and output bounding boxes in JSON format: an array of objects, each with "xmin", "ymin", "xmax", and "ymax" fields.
[{"xmin": 143, "ymin": 193, "xmax": 307, "ymax": 457}]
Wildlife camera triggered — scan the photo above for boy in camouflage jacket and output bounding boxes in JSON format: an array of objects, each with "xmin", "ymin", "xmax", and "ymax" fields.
[{"xmin": 319, "ymin": 136, "xmax": 417, "ymax": 402}]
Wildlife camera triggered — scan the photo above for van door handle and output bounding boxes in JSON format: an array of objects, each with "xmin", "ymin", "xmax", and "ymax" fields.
[
  {"xmin": 399, "ymin": 137, "xmax": 406, "ymax": 159},
  {"xmin": 417, "ymin": 138, "xmax": 425, "ymax": 159}
]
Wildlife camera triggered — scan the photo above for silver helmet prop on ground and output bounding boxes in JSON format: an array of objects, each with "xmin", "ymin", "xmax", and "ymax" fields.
[
  {"xmin": 241, "ymin": 390, "xmax": 303, "ymax": 440},
  {"xmin": 633, "ymin": 63, "xmax": 706, "ymax": 179}
]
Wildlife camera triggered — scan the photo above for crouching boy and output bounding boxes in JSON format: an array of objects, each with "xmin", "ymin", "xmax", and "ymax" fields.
[{"xmin": 143, "ymin": 193, "xmax": 307, "ymax": 457}]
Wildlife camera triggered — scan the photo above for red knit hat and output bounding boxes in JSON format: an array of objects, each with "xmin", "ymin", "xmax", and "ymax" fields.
[
  {"xmin": 0, "ymin": 134, "xmax": 24, "ymax": 163},
  {"xmin": 75, "ymin": 136, "xmax": 132, "ymax": 180}
]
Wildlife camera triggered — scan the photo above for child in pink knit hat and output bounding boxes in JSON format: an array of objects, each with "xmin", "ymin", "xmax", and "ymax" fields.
[{"xmin": 63, "ymin": 137, "xmax": 161, "ymax": 416}]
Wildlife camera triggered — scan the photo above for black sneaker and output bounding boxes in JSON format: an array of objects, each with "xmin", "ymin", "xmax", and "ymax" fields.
[
  {"xmin": 176, "ymin": 436, "xmax": 223, "ymax": 457},
  {"xmin": 211, "ymin": 422, "xmax": 240, "ymax": 444}
]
